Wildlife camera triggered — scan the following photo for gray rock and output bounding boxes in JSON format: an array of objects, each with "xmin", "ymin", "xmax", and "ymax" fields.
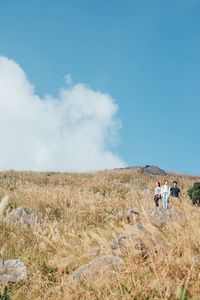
[
  {"xmin": 0, "ymin": 259, "xmax": 27, "ymax": 283},
  {"xmin": 147, "ymin": 208, "xmax": 184, "ymax": 227},
  {"xmin": 132, "ymin": 223, "xmax": 144, "ymax": 231},
  {"xmin": 112, "ymin": 223, "xmax": 144, "ymax": 246},
  {"xmin": 112, "ymin": 223, "xmax": 170, "ymax": 257},
  {"xmin": 68, "ymin": 255, "xmax": 123, "ymax": 285},
  {"xmin": 142, "ymin": 165, "xmax": 166, "ymax": 176},
  {"xmin": 5, "ymin": 207, "xmax": 42, "ymax": 227},
  {"xmin": 191, "ymin": 255, "xmax": 200, "ymax": 265},
  {"xmin": 112, "ymin": 223, "xmax": 146, "ymax": 254},
  {"xmin": 126, "ymin": 208, "xmax": 139, "ymax": 223},
  {"xmin": 106, "ymin": 207, "xmax": 139, "ymax": 224}
]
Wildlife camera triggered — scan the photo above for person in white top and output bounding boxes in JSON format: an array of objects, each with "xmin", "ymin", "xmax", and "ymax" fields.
[
  {"xmin": 154, "ymin": 181, "xmax": 161, "ymax": 207},
  {"xmin": 161, "ymin": 180, "xmax": 171, "ymax": 209}
]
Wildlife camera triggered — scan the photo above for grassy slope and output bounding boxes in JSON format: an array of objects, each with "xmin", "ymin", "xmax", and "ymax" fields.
[{"xmin": 0, "ymin": 169, "xmax": 199, "ymax": 299}]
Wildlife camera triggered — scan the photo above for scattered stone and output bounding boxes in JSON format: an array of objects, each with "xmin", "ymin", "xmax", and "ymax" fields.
[
  {"xmin": 112, "ymin": 223, "xmax": 145, "ymax": 247},
  {"xmin": 191, "ymin": 255, "xmax": 200, "ymax": 265},
  {"xmin": 147, "ymin": 208, "xmax": 184, "ymax": 227},
  {"xmin": 126, "ymin": 208, "xmax": 139, "ymax": 223},
  {"xmin": 142, "ymin": 165, "xmax": 166, "ymax": 176},
  {"xmin": 94, "ymin": 191, "xmax": 105, "ymax": 197},
  {"xmin": 112, "ymin": 223, "xmax": 170, "ymax": 257},
  {"xmin": 106, "ymin": 207, "xmax": 139, "ymax": 224},
  {"xmin": 5, "ymin": 207, "xmax": 42, "ymax": 227},
  {"xmin": 0, "ymin": 259, "xmax": 27, "ymax": 283},
  {"xmin": 111, "ymin": 223, "xmax": 146, "ymax": 255},
  {"xmin": 68, "ymin": 255, "xmax": 123, "ymax": 285}
]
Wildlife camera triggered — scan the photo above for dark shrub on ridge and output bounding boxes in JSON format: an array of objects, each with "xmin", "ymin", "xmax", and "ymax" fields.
[{"xmin": 188, "ymin": 182, "xmax": 200, "ymax": 205}]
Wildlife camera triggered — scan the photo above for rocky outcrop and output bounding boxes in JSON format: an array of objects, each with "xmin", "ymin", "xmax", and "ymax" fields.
[
  {"xmin": 5, "ymin": 207, "xmax": 42, "ymax": 227},
  {"xmin": 142, "ymin": 165, "xmax": 166, "ymax": 176},
  {"xmin": 147, "ymin": 208, "xmax": 184, "ymax": 227},
  {"xmin": 191, "ymin": 255, "xmax": 200, "ymax": 265},
  {"xmin": 111, "ymin": 223, "xmax": 170, "ymax": 257},
  {"xmin": 105, "ymin": 207, "xmax": 139, "ymax": 224},
  {"xmin": 68, "ymin": 255, "xmax": 123, "ymax": 285},
  {"xmin": 126, "ymin": 208, "xmax": 139, "ymax": 223},
  {"xmin": 111, "ymin": 224, "xmax": 147, "ymax": 255},
  {"xmin": 0, "ymin": 259, "xmax": 27, "ymax": 283}
]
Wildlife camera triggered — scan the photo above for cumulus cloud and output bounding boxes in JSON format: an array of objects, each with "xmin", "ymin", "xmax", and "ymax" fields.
[{"xmin": 0, "ymin": 56, "xmax": 126, "ymax": 171}]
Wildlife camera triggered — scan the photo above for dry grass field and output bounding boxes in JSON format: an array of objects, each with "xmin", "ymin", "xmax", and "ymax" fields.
[{"xmin": 0, "ymin": 168, "xmax": 200, "ymax": 299}]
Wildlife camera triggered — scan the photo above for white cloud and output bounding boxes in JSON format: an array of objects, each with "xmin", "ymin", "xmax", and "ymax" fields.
[{"xmin": 0, "ymin": 56, "xmax": 126, "ymax": 171}]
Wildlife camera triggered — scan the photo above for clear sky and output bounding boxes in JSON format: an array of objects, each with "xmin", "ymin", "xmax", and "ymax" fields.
[{"xmin": 0, "ymin": 0, "xmax": 199, "ymax": 174}]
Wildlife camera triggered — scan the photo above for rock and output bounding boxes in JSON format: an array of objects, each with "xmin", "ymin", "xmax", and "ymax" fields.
[
  {"xmin": 142, "ymin": 165, "xmax": 166, "ymax": 176},
  {"xmin": 94, "ymin": 191, "xmax": 105, "ymax": 197},
  {"xmin": 112, "ymin": 224, "xmax": 145, "ymax": 247},
  {"xmin": 0, "ymin": 259, "xmax": 27, "ymax": 283},
  {"xmin": 68, "ymin": 255, "xmax": 123, "ymax": 285},
  {"xmin": 115, "ymin": 222, "xmax": 144, "ymax": 237},
  {"xmin": 147, "ymin": 208, "xmax": 184, "ymax": 227},
  {"xmin": 111, "ymin": 223, "xmax": 146, "ymax": 255},
  {"xmin": 112, "ymin": 223, "xmax": 170, "ymax": 257},
  {"xmin": 191, "ymin": 255, "xmax": 200, "ymax": 265},
  {"xmin": 132, "ymin": 223, "xmax": 144, "ymax": 231},
  {"xmin": 126, "ymin": 208, "xmax": 139, "ymax": 223},
  {"xmin": 106, "ymin": 207, "xmax": 139, "ymax": 224},
  {"xmin": 5, "ymin": 207, "xmax": 42, "ymax": 227}
]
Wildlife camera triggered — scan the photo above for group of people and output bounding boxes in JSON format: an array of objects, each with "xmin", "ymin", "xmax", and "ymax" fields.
[{"xmin": 154, "ymin": 180, "xmax": 181, "ymax": 209}]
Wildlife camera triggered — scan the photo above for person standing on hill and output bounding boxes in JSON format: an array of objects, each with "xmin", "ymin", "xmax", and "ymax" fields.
[
  {"xmin": 161, "ymin": 180, "xmax": 171, "ymax": 209},
  {"xmin": 170, "ymin": 181, "xmax": 181, "ymax": 198},
  {"xmin": 154, "ymin": 182, "xmax": 161, "ymax": 207}
]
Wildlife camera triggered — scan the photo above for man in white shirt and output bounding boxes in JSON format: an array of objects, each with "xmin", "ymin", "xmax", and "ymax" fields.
[{"xmin": 161, "ymin": 180, "xmax": 171, "ymax": 209}]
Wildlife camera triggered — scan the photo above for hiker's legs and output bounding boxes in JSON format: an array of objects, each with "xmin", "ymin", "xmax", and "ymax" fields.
[
  {"xmin": 162, "ymin": 193, "xmax": 169, "ymax": 209},
  {"xmin": 162, "ymin": 194, "xmax": 166, "ymax": 208},
  {"xmin": 154, "ymin": 195, "xmax": 159, "ymax": 207},
  {"xmin": 166, "ymin": 195, "xmax": 169, "ymax": 208}
]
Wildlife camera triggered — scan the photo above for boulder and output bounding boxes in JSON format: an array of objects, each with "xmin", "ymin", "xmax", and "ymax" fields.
[
  {"xmin": 112, "ymin": 223, "xmax": 170, "ymax": 257},
  {"xmin": 147, "ymin": 208, "xmax": 184, "ymax": 227},
  {"xmin": 105, "ymin": 207, "xmax": 139, "ymax": 224},
  {"xmin": 126, "ymin": 208, "xmax": 139, "ymax": 223},
  {"xmin": 5, "ymin": 207, "xmax": 42, "ymax": 227},
  {"xmin": 111, "ymin": 223, "xmax": 146, "ymax": 255},
  {"xmin": 0, "ymin": 259, "xmax": 27, "ymax": 283},
  {"xmin": 191, "ymin": 255, "xmax": 200, "ymax": 265},
  {"xmin": 142, "ymin": 165, "xmax": 166, "ymax": 176},
  {"xmin": 68, "ymin": 255, "xmax": 123, "ymax": 285}
]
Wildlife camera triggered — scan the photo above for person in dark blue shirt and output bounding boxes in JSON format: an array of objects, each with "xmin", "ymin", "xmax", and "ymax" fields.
[{"xmin": 170, "ymin": 181, "xmax": 181, "ymax": 198}]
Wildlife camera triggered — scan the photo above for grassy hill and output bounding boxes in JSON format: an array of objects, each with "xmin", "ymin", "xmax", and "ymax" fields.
[{"xmin": 0, "ymin": 169, "xmax": 200, "ymax": 299}]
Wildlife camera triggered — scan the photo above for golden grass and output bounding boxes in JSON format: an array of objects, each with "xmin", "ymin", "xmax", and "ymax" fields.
[{"xmin": 0, "ymin": 169, "xmax": 200, "ymax": 299}]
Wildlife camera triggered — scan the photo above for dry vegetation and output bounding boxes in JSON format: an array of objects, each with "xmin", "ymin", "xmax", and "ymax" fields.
[{"xmin": 0, "ymin": 169, "xmax": 200, "ymax": 299}]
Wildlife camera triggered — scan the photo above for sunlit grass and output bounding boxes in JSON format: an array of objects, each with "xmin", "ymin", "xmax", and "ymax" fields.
[{"xmin": 0, "ymin": 169, "xmax": 199, "ymax": 299}]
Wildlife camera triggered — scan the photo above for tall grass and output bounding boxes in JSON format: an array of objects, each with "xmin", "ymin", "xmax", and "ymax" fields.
[{"xmin": 0, "ymin": 169, "xmax": 199, "ymax": 299}]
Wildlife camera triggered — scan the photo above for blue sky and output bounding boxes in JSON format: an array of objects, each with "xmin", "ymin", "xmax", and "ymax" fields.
[{"xmin": 0, "ymin": 0, "xmax": 200, "ymax": 174}]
